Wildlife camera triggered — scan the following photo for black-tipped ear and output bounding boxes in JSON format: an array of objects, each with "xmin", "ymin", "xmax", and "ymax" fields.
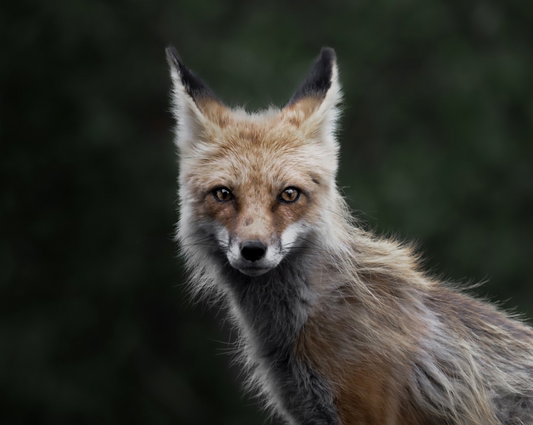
[
  {"xmin": 166, "ymin": 46, "xmax": 221, "ymax": 104},
  {"xmin": 166, "ymin": 46, "xmax": 230, "ymax": 151},
  {"xmin": 287, "ymin": 47, "xmax": 337, "ymax": 106}
]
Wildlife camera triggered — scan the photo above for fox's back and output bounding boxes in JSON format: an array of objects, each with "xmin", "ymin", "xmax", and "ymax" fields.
[{"xmin": 300, "ymin": 254, "xmax": 533, "ymax": 424}]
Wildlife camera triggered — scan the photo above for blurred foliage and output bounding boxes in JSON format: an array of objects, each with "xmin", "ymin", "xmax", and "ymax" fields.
[{"xmin": 1, "ymin": 0, "xmax": 532, "ymax": 424}]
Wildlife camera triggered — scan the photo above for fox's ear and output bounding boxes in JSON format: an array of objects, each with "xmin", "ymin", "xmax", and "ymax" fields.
[
  {"xmin": 283, "ymin": 48, "xmax": 342, "ymax": 147},
  {"xmin": 166, "ymin": 46, "xmax": 228, "ymax": 151}
]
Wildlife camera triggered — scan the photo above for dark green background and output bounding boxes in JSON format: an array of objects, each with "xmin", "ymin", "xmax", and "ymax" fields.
[{"xmin": 2, "ymin": 0, "xmax": 532, "ymax": 424}]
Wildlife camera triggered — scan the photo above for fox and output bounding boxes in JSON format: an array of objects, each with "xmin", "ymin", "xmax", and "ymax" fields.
[{"xmin": 166, "ymin": 46, "xmax": 533, "ymax": 425}]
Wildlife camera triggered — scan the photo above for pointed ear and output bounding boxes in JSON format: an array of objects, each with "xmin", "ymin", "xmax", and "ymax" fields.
[
  {"xmin": 282, "ymin": 48, "xmax": 342, "ymax": 146},
  {"xmin": 166, "ymin": 46, "xmax": 228, "ymax": 151}
]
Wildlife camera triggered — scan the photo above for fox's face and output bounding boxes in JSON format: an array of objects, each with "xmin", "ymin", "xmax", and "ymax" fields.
[
  {"xmin": 180, "ymin": 124, "xmax": 336, "ymax": 276},
  {"xmin": 167, "ymin": 48, "xmax": 342, "ymax": 278}
]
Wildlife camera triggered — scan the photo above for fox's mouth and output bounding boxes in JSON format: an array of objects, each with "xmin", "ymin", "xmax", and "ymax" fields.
[{"xmin": 237, "ymin": 265, "xmax": 272, "ymax": 277}]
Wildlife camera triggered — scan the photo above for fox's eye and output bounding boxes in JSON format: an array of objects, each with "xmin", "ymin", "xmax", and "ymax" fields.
[
  {"xmin": 280, "ymin": 187, "xmax": 300, "ymax": 203},
  {"xmin": 213, "ymin": 187, "xmax": 233, "ymax": 202}
]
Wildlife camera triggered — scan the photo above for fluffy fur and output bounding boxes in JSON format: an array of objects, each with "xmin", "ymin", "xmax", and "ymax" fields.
[{"xmin": 166, "ymin": 46, "xmax": 533, "ymax": 425}]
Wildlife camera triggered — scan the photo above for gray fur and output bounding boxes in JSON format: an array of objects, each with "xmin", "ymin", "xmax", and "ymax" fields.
[{"xmin": 212, "ymin": 235, "xmax": 339, "ymax": 424}]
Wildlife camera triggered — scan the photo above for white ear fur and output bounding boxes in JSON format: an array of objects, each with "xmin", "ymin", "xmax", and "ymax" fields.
[
  {"xmin": 166, "ymin": 47, "xmax": 223, "ymax": 152},
  {"xmin": 300, "ymin": 62, "xmax": 342, "ymax": 149},
  {"xmin": 168, "ymin": 66, "xmax": 207, "ymax": 152},
  {"xmin": 283, "ymin": 48, "xmax": 343, "ymax": 151}
]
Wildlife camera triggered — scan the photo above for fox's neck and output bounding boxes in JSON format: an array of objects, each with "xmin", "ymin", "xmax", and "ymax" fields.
[
  {"xmin": 220, "ymin": 258, "xmax": 339, "ymax": 425},
  {"xmin": 222, "ymin": 259, "xmax": 313, "ymax": 356}
]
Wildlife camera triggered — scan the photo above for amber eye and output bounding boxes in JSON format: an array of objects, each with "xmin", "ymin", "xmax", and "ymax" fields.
[
  {"xmin": 280, "ymin": 187, "xmax": 300, "ymax": 203},
  {"xmin": 213, "ymin": 187, "xmax": 233, "ymax": 202}
]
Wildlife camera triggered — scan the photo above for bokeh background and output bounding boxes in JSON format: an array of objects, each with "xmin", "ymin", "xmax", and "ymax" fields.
[{"xmin": 2, "ymin": 0, "xmax": 533, "ymax": 424}]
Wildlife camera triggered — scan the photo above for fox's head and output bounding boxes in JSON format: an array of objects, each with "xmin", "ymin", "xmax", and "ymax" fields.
[{"xmin": 167, "ymin": 47, "xmax": 344, "ymax": 283}]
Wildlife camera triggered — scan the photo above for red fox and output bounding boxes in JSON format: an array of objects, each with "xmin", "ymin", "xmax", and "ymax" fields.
[{"xmin": 166, "ymin": 46, "xmax": 533, "ymax": 425}]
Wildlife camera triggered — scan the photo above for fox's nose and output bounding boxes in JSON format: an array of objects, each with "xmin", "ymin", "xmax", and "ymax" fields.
[{"xmin": 241, "ymin": 241, "xmax": 266, "ymax": 262}]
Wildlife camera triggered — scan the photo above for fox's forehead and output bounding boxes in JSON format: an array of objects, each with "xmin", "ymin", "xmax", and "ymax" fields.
[{"xmin": 183, "ymin": 120, "xmax": 329, "ymax": 192}]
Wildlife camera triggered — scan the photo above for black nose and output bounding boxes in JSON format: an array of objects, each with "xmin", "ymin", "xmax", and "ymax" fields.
[{"xmin": 241, "ymin": 241, "xmax": 266, "ymax": 262}]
